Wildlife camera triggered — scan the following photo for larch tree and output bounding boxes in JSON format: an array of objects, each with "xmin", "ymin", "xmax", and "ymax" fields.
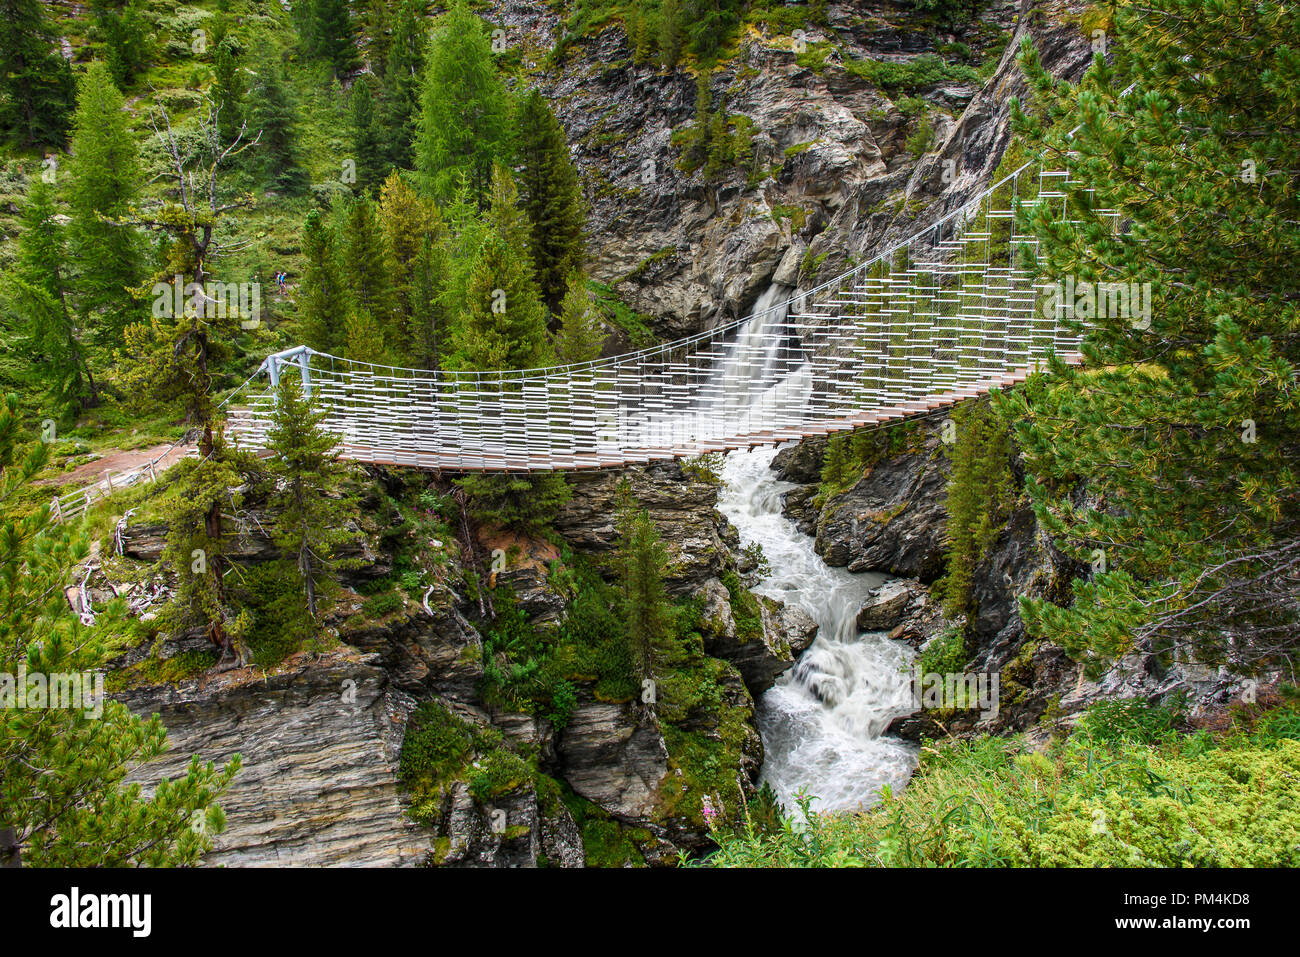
[
  {"xmin": 67, "ymin": 60, "xmax": 144, "ymax": 351},
  {"xmin": 415, "ymin": 1, "xmax": 511, "ymax": 203}
]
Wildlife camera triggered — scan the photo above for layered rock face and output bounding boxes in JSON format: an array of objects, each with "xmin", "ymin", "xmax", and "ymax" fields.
[
  {"xmin": 106, "ymin": 457, "xmax": 816, "ymax": 867},
  {"xmin": 121, "ymin": 653, "xmax": 432, "ymax": 867}
]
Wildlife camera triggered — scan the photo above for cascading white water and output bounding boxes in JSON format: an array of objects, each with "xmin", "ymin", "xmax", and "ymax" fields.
[
  {"xmin": 718, "ymin": 447, "xmax": 920, "ymax": 814},
  {"xmin": 706, "ymin": 280, "xmax": 918, "ymax": 815}
]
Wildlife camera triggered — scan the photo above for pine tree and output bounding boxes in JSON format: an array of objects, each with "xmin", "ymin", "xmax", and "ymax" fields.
[
  {"xmin": 340, "ymin": 197, "xmax": 398, "ymax": 347},
  {"xmin": 6, "ymin": 179, "xmax": 96, "ymax": 416},
  {"xmin": 446, "ymin": 168, "xmax": 552, "ymax": 372},
  {"xmin": 67, "ymin": 61, "xmax": 143, "ymax": 350},
  {"xmin": 999, "ymin": 0, "xmax": 1300, "ymax": 674},
  {"xmin": 416, "ymin": 1, "xmax": 511, "ymax": 203},
  {"xmin": 244, "ymin": 55, "xmax": 307, "ymax": 194},
  {"xmin": 553, "ymin": 270, "xmax": 607, "ymax": 364},
  {"xmin": 348, "ymin": 78, "xmax": 387, "ymax": 194},
  {"xmin": 266, "ymin": 375, "xmax": 351, "ymax": 620},
  {"xmin": 514, "ymin": 90, "xmax": 587, "ymax": 314},
  {"xmin": 658, "ymin": 0, "xmax": 685, "ymax": 68},
  {"xmin": 450, "ymin": 166, "xmax": 567, "ymax": 532},
  {"xmin": 0, "ymin": 397, "xmax": 239, "ymax": 866},
  {"xmin": 380, "ymin": 0, "xmax": 427, "ymax": 172},
  {"xmin": 0, "ymin": 0, "xmax": 74, "ymax": 147},
  {"xmin": 299, "ymin": 209, "xmax": 347, "ymax": 353}
]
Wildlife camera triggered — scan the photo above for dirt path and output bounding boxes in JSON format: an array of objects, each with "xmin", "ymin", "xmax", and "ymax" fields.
[{"xmin": 42, "ymin": 442, "xmax": 195, "ymax": 491}]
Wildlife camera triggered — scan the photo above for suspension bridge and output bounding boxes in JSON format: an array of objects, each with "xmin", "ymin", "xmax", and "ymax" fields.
[{"xmin": 52, "ymin": 157, "xmax": 1108, "ymax": 521}]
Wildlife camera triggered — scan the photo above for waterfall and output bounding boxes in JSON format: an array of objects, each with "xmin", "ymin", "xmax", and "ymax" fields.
[{"xmin": 709, "ymin": 281, "xmax": 919, "ymax": 816}]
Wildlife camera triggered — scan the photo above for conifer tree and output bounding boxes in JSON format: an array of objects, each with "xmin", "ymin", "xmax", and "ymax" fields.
[
  {"xmin": 416, "ymin": 1, "xmax": 511, "ymax": 203},
  {"xmin": 0, "ymin": 0, "xmax": 74, "ymax": 147},
  {"xmin": 618, "ymin": 501, "xmax": 669, "ymax": 700},
  {"xmin": 514, "ymin": 89, "xmax": 587, "ymax": 314},
  {"xmin": 266, "ymin": 375, "xmax": 351, "ymax": 620},
  {"xmin": 380, "ymin": 0, "xmax": 427, "ymax": 172},
  {"xmin": 120, "ymin": 101, "xmax": 257, "ymax": 658},
  {"xmin": 940, "ymin": 400, "xmax": 1015, "ymax": 618},
  {"xmin": 212, "ymin": 36, "xmax": 245, "ymax": 145},
  {"xmin": 553, "ymin": 271, "xmax": 607, "ymax": 364},
  {"xmin": 379, "ymin": 171, "xmax": 444, "ymax": 365},
  {"xmin": 304, "ymin": 0, "xmax": 359, "ymax": 78},
  {"xmin": 657, "ymin": 0, "xmax": 685, "ymax": 68},
  {"xmin": 244, "ymin": 55, "xmax": 307, "ymax": 194},
  {"xmin": 999, "ymin": 0, "xmax": 1300, "ymax": 673},
  {"xmin": 450, "ymin": 167, "xmax": 568, "ymax": 532},
  {"xmin": 6, "ymin": 179, "xmax": 96, "ymax": 416},
  {"xmin": 94, "ymin": 0, "xmax": 152, "ymax": 90},
  {"xmin": 67, "ymin": 61, "xmax": 144, "ymax": 350},
  {"xmin": 299, "ymin": 209, "xmax": 347, "ymax": 353},
  {"xmin": 348, "ymin": 78, "xmax": 387, "ymax": 194},
  {"xmin": 0, "ymin": 397, "xmax": 239, "ymax": 866},
  {"xmin": 340, "ymin": 197, "xmax": 398, "ymax": 346},
  {"xmin": 446, "ymin": 168, "xmax": 551, "ymax": 371}
]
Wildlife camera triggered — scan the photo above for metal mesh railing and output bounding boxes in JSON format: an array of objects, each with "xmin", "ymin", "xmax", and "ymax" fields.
[{"xmin": 226, "ymin": 158, "xmax": 1105, "ymax": 471}]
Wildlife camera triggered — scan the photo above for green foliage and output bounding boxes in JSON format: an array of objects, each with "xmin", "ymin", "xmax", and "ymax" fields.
[
  {"xmin": 266, "ymin": 374, "xmax": 353, "ymax": 621},
  {"xmin": 296, "ymin": 0, "xmax": 360, "ymax": 78},
  {"xmin": 514, "ymin": 89, "xmax": 587, "ymax": 314},
  {"xmin": 230, "ymin": 561, "xmax": 316, "ymax": 669},
  {"xmin": 243, "ymin": 55, "xmax": 308, "ymax": 195},
  {"xmin": 416, "ymin": 2, "xmax": 512, "ymax": 203},
  {"xmin": 904, "ymin": 111, "xmax": 935, "ymax": 158},
  {"xmin": 94, "ymin": 1, "xmax": 153, "ymax": 91},
  {"xmin": 618, "ymin": 501, "xmax": 671, "ymax": 686},
  {"xmin": 67, "ymin": 60, "xmax": 144, "ymax": 351},
  {"xmin": 553, "ymin": 271, "xmax": 608, "ymax": 364},
  {"xmin": 819, "ymin": 422, "xmax": 924, "ymax": 500},
  {"xmin": 703, "ymin": 697, "xmax": 1300, "ymax": 867},
  {"xmin": 4, "ymin": 178, "xmax": 96, "ymax": 417},
  {"xmin": 1000, "ymin": 0, "xmax": 1300, "ymax": 674},
  {"xmin": 0, "ymin": 397, "xmax": 238, "ymax": 866},
  {"xmin": 673, "ymin": 69, "xmax": 756, "ymax": 180},
  {"xmin": 720, "ymin": 570, "xmax": 761, "ymax": 643},
  {"xmin": 0, "ymin": 0, "xmax": 74, "ymax": 147},
  {"xmin": 399, "ymin": 697, "xmax": 531, "ymax": 821},
  {"xmin": 298, "ymin": 209, "xmax": 346, "ymax": 353},
  {"xmin": 1077, "ymin": 696, "xmax": 1182, "ymax": 746},
  {"xmin": 917, "ymin": 624, "xmax": 966, "ymax": 675},
  {"xmin": 940, "ymin": 400, "xmax": 1016, "ymax": 617},
  {"xmin": 843, "ymin": 53, "xmax": 978, "ymax": 93}
]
